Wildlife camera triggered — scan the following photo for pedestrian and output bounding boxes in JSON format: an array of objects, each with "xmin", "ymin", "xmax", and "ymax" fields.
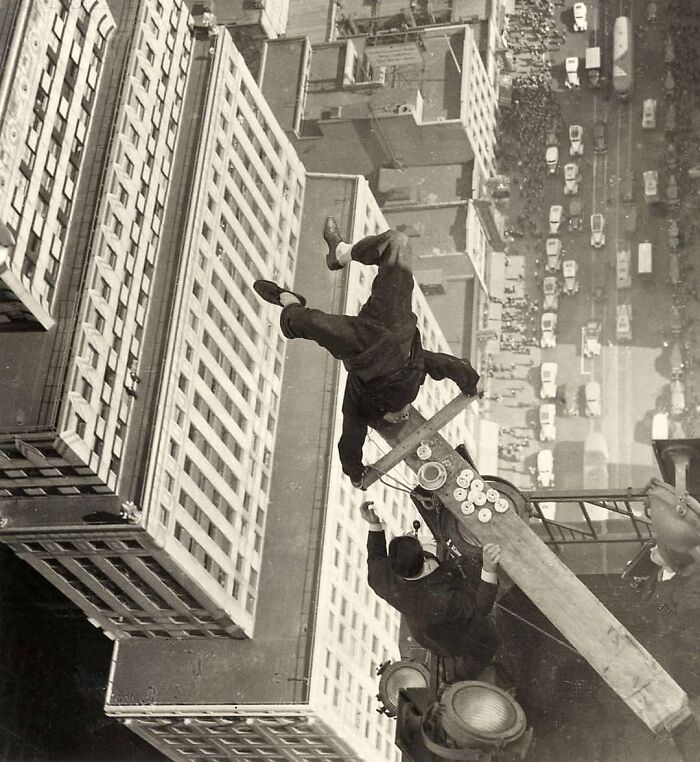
[
  {"xmin": 254, "ymin": 220, "xmax": 481, "ymax": 489},
  {"xmin": 361, "ymin": 501, "xmax": 502, "ymax": 680}
]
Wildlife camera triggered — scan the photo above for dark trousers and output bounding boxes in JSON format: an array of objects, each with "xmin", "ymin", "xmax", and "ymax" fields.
[{"xmin": 280, "ymin": 230, "xmax": 415, "ymax": 362}]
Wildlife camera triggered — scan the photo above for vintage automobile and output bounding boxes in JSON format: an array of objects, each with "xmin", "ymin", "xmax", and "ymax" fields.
[
  {"xmin": 593, "ymin": 120, "xmax": 607, "ymax": 152},
  {"xmin": 583, "ymin": 319, "xmax": 602, "ymax": 358},
  {"xmin": 543, "ymin": 276, "xmax": 560, "ymax": 311},
  {"xmin": 642, "ymin": 99, "xmax": 657, "ymax": 130},
  {"xmin": 549, "ymin": 206, "xmax": 564, "ymax": 235},
  {"xmin": 537, "ymin": 449, "xmax": 554, "ymax": 487},
  {"xmin": 546, "ymin": 145, "xmax": 559, "ymax": 173},
  {"xmin": 569, "ymin": 124, "xmax": 584, "ymax": 155},
  {"xmin": 643, "ymin": 170, "xmax": 659, "ymax": 203},
  {"xmin": 539, "ymin": 404, "xmax": 557, "ymax": 442},
  {"xmin": 565, "ymin": 57, "xmax": 580, "ymax": 89},
  {"xmin": 562, "ymin": 260, "xmax": 579, "ymax": 294},
  {"xmin": 564, "ymin": 163, "xmax": 580, "ymax": 194},
  {"xmin": 540, "ymin": 362, "xmax": 558, "ymax": 399},
  {"xmin": 568, "ymin": 199, "xmax": 583, "ymax": 231},
  {"xmin": 616, "ymin": 303, "xmax": 633, "ymax": 342},
  {"xmin": 585, "ymin": 381, "xmax": 602, "ymax": 417},
  {"xmin": 590, "ymin": 213, "xmax": 605, "ymax": 248},
  {"xmin": 573, "ymin": 2, "xmax": 588, "ymax": 31},
  {"xmin": 541, "ymin": 312, "xmax": 558, "ymax": 348}
]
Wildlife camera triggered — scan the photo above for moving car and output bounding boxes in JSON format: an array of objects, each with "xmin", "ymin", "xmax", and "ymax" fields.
[
  {"xmin": 546, "ymin": 237, "xmax": 562, "ymax": 270},
  {"xmin": 549, "ymin": 205, "xmax": 563, "ymax": 235},
  {"xmin": 666, "ymin": 103, "xmax": 676, "ymax": 133},
  {"xmin": 546, "ymin": 145, "xmax": 559, "ymax": 173},
  {"xmin": 586, "ymin": 46, "xmax": 601, "ymax": 87},
  {"xmin": 540, "ymin": 362, "xmax": 558, "ymax": 399},
  {"xmin": 562, "ymin": 260, "xmax": 579, "ymax": 294},
  {"xmin": 667, "ymin": 174, "xmax": 679, "ymax": 206},
  {"xmin": 568, "ymin": 199, "xmax": 583, "ymax": 231},
  {"xmin": 671, "ymin": 379, "xmax": 685, "ymax": 416},
  {"xmin": 616, "ymin": 303, "xmax": 633, "ymax": 342},
  {"xmin": 620, "ymin": 171, "xmax": 634, "ymax": 203},
  {"xmin": 616, "ymin": 247, "xmax": 632, "ymax": 289},
  {"xmin": 537, "ymin": 449, "xmax": 554, "ymax": 487},
  {"xmin": 593, "ymin": 120, "xmax": 606, "ymax": 153},
  {"xmin": 642, "ymin": 99, "xmax": 657, "ymax": 129},
  {"xmin": 590, "ymin": 213, "xmax": 605, "ymax": 248},
  {"xmin": 539, "ymin": 404, "xmax": 557, "ymax": 442},
  {"xmin": 564, "ymin": 162, "xmax": 580, "ymax": 194},
  {"xmin": 569, "ymin": 124, "xmax": 584, "ymax": 155},
  {"xmin": 565, "ymin": 57, "xmax": 580, "ymax": 89},
  {"xmin": 643, "ymin": 170, "xmax": 659, "ymax": 203},
  {"xmin": 585, "ymin": 381, "xmax": 602, "ymax": 417},
  {"xmin": 543, "ymin": 276, "xmax": 559, "ymax": 311},
  {"xmin": 541, "ymin": 311, "xmax": 558, "ymax": 348},
  {"xmin": 583, "ymin": 319, "xmax": 602, "ymax": 357},
  {"xmin": 573, "ymin": 3, "xmax": 588, "ymax": 31},
  {"xmin": 647, "ymin": 1, "xmax": 658, "ymax": 23},
  {"xmin": 638, "ymin": 241, "xmax": 652, "ymax": 276},
  {"xmin": 563, "ymin": 382, "xmax": 579, "ymax": 417}
]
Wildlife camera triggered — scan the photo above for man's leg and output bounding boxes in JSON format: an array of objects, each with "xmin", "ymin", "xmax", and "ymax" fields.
[
  {"xmin": 352, "ymin": 230, "xmax": 415, "ymax": 330},
  {"xmin": 280, "ymin": 303, "xmax": 374, "ymax": 360}
]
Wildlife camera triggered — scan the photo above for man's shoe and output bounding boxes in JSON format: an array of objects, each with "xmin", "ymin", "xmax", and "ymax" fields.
[
  {"xmin": 323, "ymin": 216, "xmax": 348, "ymax": 271},
  {"xmin": 253, "ymin": 280, "xmax": 307, "ymax": 308}
]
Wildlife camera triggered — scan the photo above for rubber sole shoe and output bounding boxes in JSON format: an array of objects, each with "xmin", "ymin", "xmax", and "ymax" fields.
[
  {"xmin": 253, "ymin": 280, "xmax": 307, "ymax": 308},
  {"xmin": 323, "ymin": 216, "xmax": 347, "ymax": 271}
]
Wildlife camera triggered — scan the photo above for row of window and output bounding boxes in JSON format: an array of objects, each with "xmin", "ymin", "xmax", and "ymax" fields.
[
  {"xmin": 173, "ymin": 521, "xmax": 229, "ymax": 590},
  {"xmin": 183, "ymin": 455, "xmax": 239, "ymax": 509},
  {"xmin": 191, "ymin": 392, "xmax": 244, "ymax": 462}
]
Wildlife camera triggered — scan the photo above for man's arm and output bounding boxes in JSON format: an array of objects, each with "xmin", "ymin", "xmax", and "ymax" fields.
[
  {"xmin": 475, "ymin": 544, "xmax": 500, "ymax": 615},
  {"xmin": 360, "ymin": 502, "xmax": 394, "ymax": 598},
  {"xmin": 423, "ymin": 350, "xmax": 480, "ymax": 395}
]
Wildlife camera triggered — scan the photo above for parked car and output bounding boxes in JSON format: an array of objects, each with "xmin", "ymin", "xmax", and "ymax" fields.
[
  {"xmin": 545, "ymin": 237, "xmax": 562, "ymax": 271},
  {"xmin": 590, "ymin": 213, "xmax": 605, "ymax": 248},
  {"xmin": 568, "ymin": 199, "xmax": 582, "ymax": 231},
  {"xmin": 583, "ymin": 319, "xmax": 602, "ymax": 357},
  {"xmin": 667, "ymin": 142, "xmax": 678, "ymax": 170},
  {"xmin": 620, "ymin": 171, "xmax": 634, "ymax": 203},
  {"xmin": 549, "ymin": 206, "xmax": 563, "ymax": 235},
  {"xmin": 573, "ymin": 2, "xmax": 588, "ymax": 31},
  {"xmin": 539, "ymin": 404, "xmax": 557, "ymax": 442},
  {"xmin": 543, "ymin": 276, "xmax": 559, "ymax": 311},
  {"xmin": 585, "ymin": 381, "xmax": 602, "ymax": 417},
  {"xmin": 546, "ymin": 145, "xmax": 559, "ymax": 173},
  {"xmin": 541, "ymin": 311, "xmax": 558, "ymax": 348},
  {"xmin": 565, "ymin": 57, "xmax": 580, "ymax": 89},
  {"xmin": 546, "ymin": 119, "xmax": 558, "ymax": 146},
  {"xmin": 616, "ymin": 303, "xmax": 633, "ymax": 342},
  {"xmin": 647, "ymin": 0, "xmax": 657, "ymax": 22},
  {"xmin": 569, "ymin": 124, "xmax": 584, "ymax": 156},
  {"xmin": 540, "ymin": 362, "xmax": 558, "ymax": 399},
  {"xmin": 643, "ymin": 170, "xmax": 659, "ymax": 203},
  {"xmin": 537, "ymin": 449, "xmax": 554, "ymax": 487},
  {"xmin": 562, "ymin": 260, "xmax": 579, "ymax": 294},
  {"xmin": 564, "ymin": 163, "xmax": 580, "ymax": 194},
  {"xmin": 593, "ymin": 120, "xmax": 606, "ymax": 153},
  {"xmin": 642, "ymin": 99, "xmax": 657, "ymax": 130}
]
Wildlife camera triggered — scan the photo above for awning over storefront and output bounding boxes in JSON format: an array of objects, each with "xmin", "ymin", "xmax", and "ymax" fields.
[{"xmin": 488, "ymin": 251, "xmax": 506, "ymax": 301}]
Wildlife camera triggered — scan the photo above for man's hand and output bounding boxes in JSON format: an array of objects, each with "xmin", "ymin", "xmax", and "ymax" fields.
[
  {"xmin": 482, "ymin": 543, "xmax": 502, "ymax": 573},
  {"xmin": 351, "ymin": 466, "xmax": 374, "ymax": 490},
  {"xmin": 359, "ymin": 500, "xmax": 381, "ymax": 526}
]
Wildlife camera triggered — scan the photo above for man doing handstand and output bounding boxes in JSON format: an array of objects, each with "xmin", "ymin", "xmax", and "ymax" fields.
[{"xmin": 253, "ymin": 219, "xmax": 480, "ymax": 489}]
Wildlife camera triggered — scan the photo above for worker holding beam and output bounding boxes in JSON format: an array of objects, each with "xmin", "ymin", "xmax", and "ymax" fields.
[{"xmin": 254, "ymin": 220, "xmax": 480, "ymax": 489}]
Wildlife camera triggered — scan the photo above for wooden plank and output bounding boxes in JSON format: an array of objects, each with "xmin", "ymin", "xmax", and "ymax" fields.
[
  {"xmin": 373, "ymin": 406, "xmax": 691, "ymax": 735},
  {"xmin": 364, "ymin": 393, "xmax": 476, "ymax": 487}
]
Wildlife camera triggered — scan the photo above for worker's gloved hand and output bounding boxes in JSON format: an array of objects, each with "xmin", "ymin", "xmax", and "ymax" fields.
[
  {"xmin": 462, "ymin": 386, "xmax": 482, "ymax": 398},
  {"xmin": 482, "ymin": 543, "xmax": 502, "ymax": 573},
  {"xmin": 359, "ymin": 500, "xmax": 381, "ymax": 526}
]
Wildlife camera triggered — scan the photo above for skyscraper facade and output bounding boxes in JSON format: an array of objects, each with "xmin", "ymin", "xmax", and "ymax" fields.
[
  {"xmin": 104, "ymin": 172, "xmax": 478, "ymax": 762},
  {"xmin": 0, "ymin": 14, "xmax": 306, "ymax": 640}
]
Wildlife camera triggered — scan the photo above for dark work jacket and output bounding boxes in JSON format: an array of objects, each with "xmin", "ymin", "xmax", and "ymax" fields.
[
  {"xmin": 339, "ymin": 330, "xmax": 480, "ymax": 481},
  {"xmin": 367, "ymin": 530, "xmax": 497, "ymax": 658}
]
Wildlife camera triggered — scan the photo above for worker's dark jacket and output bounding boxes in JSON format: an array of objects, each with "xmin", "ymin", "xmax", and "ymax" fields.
[
  {"xmin": 339, "ymin": 330, "xmax": 480, "ymax": 482},
  {"xmin": 367, "ymin": 530, "xmax": 498, "ymax": 661}
]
